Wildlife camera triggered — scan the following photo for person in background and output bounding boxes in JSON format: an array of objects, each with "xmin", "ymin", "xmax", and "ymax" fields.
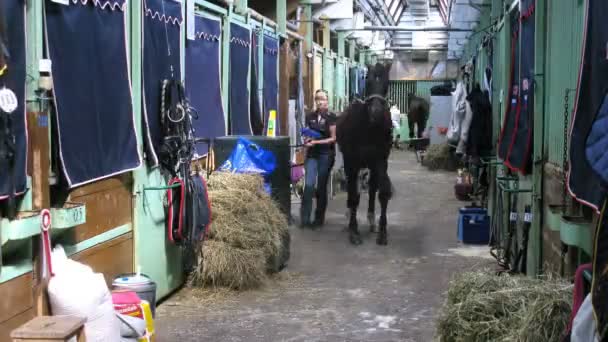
[
  {"xmin": 300, "ymin": 89, "xmax": 337, "ymax": 228},
  {"xmin": 390, "ymin": 102, "xmax": 401, "ymax": 148}
]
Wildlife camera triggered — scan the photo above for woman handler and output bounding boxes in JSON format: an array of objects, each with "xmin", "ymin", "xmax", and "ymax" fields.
[{"xmin": 300, "ymin": 89, "xmax": 337, "ymax": 228}]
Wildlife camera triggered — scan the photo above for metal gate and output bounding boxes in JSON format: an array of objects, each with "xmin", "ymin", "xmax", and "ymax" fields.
[{"xmin": 388, "ymin": 80, "xmax": 451, "ymax": 113}]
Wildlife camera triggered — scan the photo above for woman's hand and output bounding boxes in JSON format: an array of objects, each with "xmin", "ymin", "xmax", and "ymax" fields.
[{"xmin": 304, "ymin": 140, "xmax": 316, "ymax": 147}]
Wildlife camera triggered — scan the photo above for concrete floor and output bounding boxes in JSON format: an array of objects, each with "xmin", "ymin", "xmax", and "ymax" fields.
[{"xmin": 155, "ymin": 150, "xmax": 493, "ymax": 342}]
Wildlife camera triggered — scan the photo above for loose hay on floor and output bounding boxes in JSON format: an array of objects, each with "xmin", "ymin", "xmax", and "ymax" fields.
[
  {"xmin": 423, "ymin": 143, "xmax": 458, "ymax": 171},
  {"xmin": 190, "ymin": 172, "xmax": 290, "ymax": 291},
  {"xmin": 436, "ymin": 270, "xmax": 573, "ymax": 342}
]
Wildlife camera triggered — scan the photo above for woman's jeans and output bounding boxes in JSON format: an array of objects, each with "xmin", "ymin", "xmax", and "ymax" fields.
[{"xmin": 300, "ymin": 153, "xmax": 331, "ymax": 225}]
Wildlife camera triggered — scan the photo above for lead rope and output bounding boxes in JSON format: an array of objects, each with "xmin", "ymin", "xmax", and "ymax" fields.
[
  {"xmin": 560, "ymin": 88, "xmax": 572, "ymax": 277},
  {"xmin": 562, "ymin": 88, "xmax": 571, "ymax": 215}
]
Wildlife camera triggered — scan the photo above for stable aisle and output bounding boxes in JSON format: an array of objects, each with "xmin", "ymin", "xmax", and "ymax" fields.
[{"xmin": 155, "ymin": 150, "xmax": 491, "ymax": 342}]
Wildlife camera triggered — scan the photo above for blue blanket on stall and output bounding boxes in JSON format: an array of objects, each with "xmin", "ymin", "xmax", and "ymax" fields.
[
  {"xmin": 229, "ymin": 23, "xmax": 252, "ymax": 135},
  {"xmin": 570, "ymin": 0, "xmax": 608, "ymax": 211},
  {"xmin": 250, "ymin": 33, "xmax": 264, "ymax": 135},
  {"xmin": 185, "ymin": 15, "xmax": 226, "ymax": 156},
  {"xmin": 505, "ymin": 0, "xmax": 535, "ymax": 174},
  {"xmin": 45, "ymin": 0, "xmax": 141, "ymax": 187},
  {"xmin": 584, "ymin": 3, "xmax": 608, "ymax": 331},
  {"xmin": 142, "ymin": 0, "xmax": 182, "ymax": 166},
  {"xmin": 586, "ymin": 94, "xmax": 608, "ymax": 185},
  {"xmin": 497, "ymin": 9, "xmax": 520, "ymax": 164},
  {"xmin": 263, "ymin": 35, "xmax": 279, "ymax": 135},
  {"xmin": 0, "ymin": 0, "xmax": 27, "ymax": 200},
  {"xmin": 358, "ymin": 67, "xmax": 366, "ymax": 97}
]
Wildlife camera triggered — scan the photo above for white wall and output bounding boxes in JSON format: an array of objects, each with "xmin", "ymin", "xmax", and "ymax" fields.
[{"xmin": 389, "ymin": 52, "xmax": 459, "ymax": 80}]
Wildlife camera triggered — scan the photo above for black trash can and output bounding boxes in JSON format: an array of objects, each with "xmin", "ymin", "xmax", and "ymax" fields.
[{"xmin": 212, "ymin": 136, "xmax": 291, "ymax": 220}]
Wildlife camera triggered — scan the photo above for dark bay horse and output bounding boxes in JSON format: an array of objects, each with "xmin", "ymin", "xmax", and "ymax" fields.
[
  {"xmin": 336, "ymin": 62, "xmax": 394, "ymax": 245},
  {"xmin": 407, "ymin": 93, "xmax": 430, "ymax": 140}
]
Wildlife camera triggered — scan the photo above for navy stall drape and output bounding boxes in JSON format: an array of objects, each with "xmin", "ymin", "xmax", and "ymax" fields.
[
  {"xmin": 497, "ymin": 9, "xmax": 521, "ymax": 163},
  {"xmin": 358, "ymin": 67, "xmax": 366, "ymax": 97},
  {"xmin": 249, "ymin": 33, "xmax": 264, "ymax": 135},
  {"xmin": 349, "ymin": 67, "xmax": 357, "ymax": 99},
  {"xmin": 229, "ymin": 23, "xmax": 252, "ymax": 135},
  {"xmin": 569, "ymin": 0, "xmax": 608, "ymax": 212},
  {"xmin": 185, "ymin": 16, "xmax": 226, "ymax": 156},
  {"xmin": 263, "ymin": 35, "xmax": 279, "ymax": 135},
  {"xmin": 505, "ymin": 1, "xmax": 535, "ymax": 174},
  {"xmin": 143, "ymin": 0, "xmax": 182, "ymax": 166},
  {"xmin": 587, "ymin": 0, "xmax": 608, "ymax": 325},
  {"xmin": 0, "ymin": 0, "xmax": 27, "ymax": 199},
  {"xmin": 45, "ymin": 0, "xmax": 141, "ymax": 188}
]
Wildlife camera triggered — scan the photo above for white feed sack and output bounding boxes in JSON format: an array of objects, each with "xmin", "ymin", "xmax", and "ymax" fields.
[{"xmin": 48, "ymin": 245, "xmax": 121, "ymax": 342}]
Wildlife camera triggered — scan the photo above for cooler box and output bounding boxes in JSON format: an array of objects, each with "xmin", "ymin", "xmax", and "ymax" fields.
[{"xmin": 457, "ymin": 207, "xmax": 490, "ymax": 244}]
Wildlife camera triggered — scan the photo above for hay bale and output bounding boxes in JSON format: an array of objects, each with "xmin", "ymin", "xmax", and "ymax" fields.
[
  {"xmin": 189, "ymin": 240, "xmax": 266, "ymax": 290},
  {"xmin": 436, "ymin": 270, "xmax": 573, "ymax": 342},
  {"xmin": 207, "ymin": 171, "xmax": 266, "ymax": 194},
  {"xmin": 267, "ymin": 228, "xmax": 290, "ymax": 274},
  {"xmin": 423, "ymin": 143, "xmax": 459, "ymax": 171},
  {"xmin": 513, "ymin": 286, "xmax": 572, "ymax": 342},
  {"xmin": 207, "ymin": 188, "xmax": 283, "ymax": 258},
  {"xmin": 190, "ymin": 172, "xmax": 290, "ymax": 290},
  {"xmin": 446, "ymin": 270, "xmax": 537, "ymax": 305}
]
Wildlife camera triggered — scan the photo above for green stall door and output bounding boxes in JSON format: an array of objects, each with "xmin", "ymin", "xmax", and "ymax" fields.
[
  {"xmin": 323, "ymin": 53, "xmax": 335, "ymax": 110},
  {"xmin": 335, "ymin": 60, "xmax": 346, "ymax": 111}
]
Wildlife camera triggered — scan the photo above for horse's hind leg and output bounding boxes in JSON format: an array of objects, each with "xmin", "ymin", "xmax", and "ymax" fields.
[
  {"xmin": 367, "ymin": 170, "xmax": 378, "ymax": 233},
  {"xmin": 345, "ymin": 162, "xmax": 362, "ymax": 245},
  {"xmin": 376, "ymin": 160, "xmax": 392, "ymax": 246},
  {"xmin": 418, "ymin": 116, "xmax": 427, "ymax": 138},
  {"xmin": 408, "ymin": 117, "xmax": 416, "ymax": 149}
]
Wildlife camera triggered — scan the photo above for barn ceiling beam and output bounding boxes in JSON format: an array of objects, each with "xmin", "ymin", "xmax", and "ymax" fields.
[
  {"xmin": 371, "ymin": 47, "xmax": 449, "ymax": 51},
  {"xmin": 336, "ymin": 26, "xmax": 473, "ymax": 32}
]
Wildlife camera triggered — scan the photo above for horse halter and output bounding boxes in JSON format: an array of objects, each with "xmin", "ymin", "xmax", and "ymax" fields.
[
  {"xmin": 0, "ymin": 36, "xmax": 8, "ymax": 76},
  {"xmin": 364, "ymin": 94, "xmax": 390, "ymax": 111},
  {"xmin": 0, "ymin": 15, "xmax": 8, "ymax": 76}
]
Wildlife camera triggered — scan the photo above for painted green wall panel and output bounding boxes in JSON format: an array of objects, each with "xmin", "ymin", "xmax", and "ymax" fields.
[
  {"xmin": 323, "ymin": 53, "xmax": 335, "ymax": 110},
  {"xmin": 129, "ymin": 0, "xmax": 184, "ymax": 300},
  {"xmin": 544, "ymin": 0, "xmax": 585, "ymax": 164},
  {"xmin": 493, "ymin": 21, "xmax": 510, "ymax": 138},
  {"xmin": 492, "ymin": 0, "xmax": 504, "ymax": 21}
]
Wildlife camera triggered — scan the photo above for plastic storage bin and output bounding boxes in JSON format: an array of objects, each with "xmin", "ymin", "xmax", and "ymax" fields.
[{"xmin": 457, "ymin": 207, "xmax": 490, "ymax": 244}]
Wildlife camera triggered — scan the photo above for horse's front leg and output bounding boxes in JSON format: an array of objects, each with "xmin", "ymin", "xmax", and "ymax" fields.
[
  {"xmin": 376, "ymin": 160, "xmax": 392, "ymax": 246},
  {"xmin": 345, "ymin": 164, "xmax": 362, "ymax": 245}
]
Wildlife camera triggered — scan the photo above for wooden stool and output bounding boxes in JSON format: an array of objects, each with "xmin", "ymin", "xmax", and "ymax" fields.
[{"xmin": 10, "ymin": 315, "xmax": 86, "ymax": 342}]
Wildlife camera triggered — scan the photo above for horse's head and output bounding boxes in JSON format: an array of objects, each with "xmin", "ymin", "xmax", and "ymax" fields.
[
  {"xmin": 365, "ymin": 62, "xmax": 391, "ymax": 98},
  {"xmin": 361, "ymin": 62, "xmax": 392, "ymax": 126},
  {"xmin": 365, "ymin": 96, "xmax": 389, "ymax": 126}
]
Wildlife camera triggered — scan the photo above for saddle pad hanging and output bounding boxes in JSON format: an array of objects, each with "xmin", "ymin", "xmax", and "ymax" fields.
[
  {"xmin": 187, "ymin": 175, "xmax": 212, "ymax": 243},
  {"xmin": 167, "ymin": 177, "xmax": 185, "ymax": 244}
]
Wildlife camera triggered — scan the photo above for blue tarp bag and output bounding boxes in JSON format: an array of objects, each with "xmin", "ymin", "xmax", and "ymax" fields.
[
  {"xmin": 218, "ymin": 137, "xmax": 276, "ymax": 193},
  {"xmin": 301, "ymin": 127, "xmax": 322, "ymax": 139}
]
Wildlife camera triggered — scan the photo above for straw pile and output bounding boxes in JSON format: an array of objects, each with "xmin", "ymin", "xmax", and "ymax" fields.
[
  {"xmin": 436, "ymin": 270, "xmax": 573, "ymax": 342},
  {"xmin": 422, "ymin": 143, "xmax": 459, "ymax": 171},
  {"xmin": 189, "ymin": 172, "xmax": 289, "ymax": 290}
]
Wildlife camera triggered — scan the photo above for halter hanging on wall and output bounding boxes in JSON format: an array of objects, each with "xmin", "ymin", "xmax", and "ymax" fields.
[{"xmin": 0, "ymin": 8, "xmax": 8, "ymax": 75}]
